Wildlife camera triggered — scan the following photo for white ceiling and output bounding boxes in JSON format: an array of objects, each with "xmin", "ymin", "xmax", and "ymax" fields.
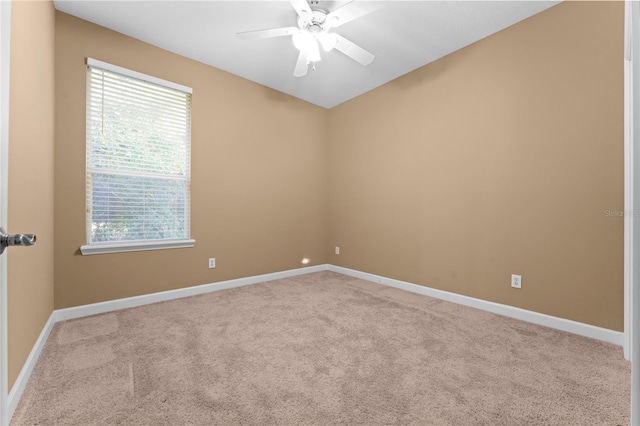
[{"xmin": 53, "ymin": 1, "xmax": 561, "ymax": 109}]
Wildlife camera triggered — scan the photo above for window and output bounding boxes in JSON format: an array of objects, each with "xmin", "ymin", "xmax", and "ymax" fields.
[{"xmin": 80, "ymin": 58, "xmax": 194, "ymax": 255}]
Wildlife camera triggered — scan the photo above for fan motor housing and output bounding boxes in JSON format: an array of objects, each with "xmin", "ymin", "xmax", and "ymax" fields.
[{"xmin": 298, "ymin": 9, "xmax": 329, "ymax": 31}]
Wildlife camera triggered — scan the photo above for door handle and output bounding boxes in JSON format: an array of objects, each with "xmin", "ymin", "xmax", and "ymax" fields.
[{"xmin": 0, "ymin": 227, "xmax": 36, "ymax": 255}]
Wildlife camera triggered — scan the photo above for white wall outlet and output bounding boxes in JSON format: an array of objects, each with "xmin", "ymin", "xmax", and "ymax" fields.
[
  {"xmin": 335, "ymin": 247, "xmax": 340, "ymax": 255},
  {"xmin": 208, "ymin": 258, "xmax": 216, "ymax": 269},
  {"xmin": 511, "ymin": 274, "xmax": 522, "ymax": 289}
]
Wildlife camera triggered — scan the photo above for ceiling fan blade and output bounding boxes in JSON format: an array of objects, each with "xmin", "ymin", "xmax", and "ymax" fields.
[
  {"xmin": 293, "ymin": 50, "xmax": 309, "ymax": 77},
  {"xmin": 334, "ymin": 34, "xmax": 374, "ymax": 66},
  {"xmin": 236, "ymin": 27, "xmax": 299, "ymax": 41},
  {"xmin": 326, "ymin": 1, "xmax": 386, "ymax": 28},
  {"xmin": 289, "ymin": 0, "xmax": 312, "ymax": 18}
]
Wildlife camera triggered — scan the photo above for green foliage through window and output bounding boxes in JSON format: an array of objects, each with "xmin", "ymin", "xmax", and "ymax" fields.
[{"xmin": 86, "ymin": 61, "xmax": 191, "ymax": 244}]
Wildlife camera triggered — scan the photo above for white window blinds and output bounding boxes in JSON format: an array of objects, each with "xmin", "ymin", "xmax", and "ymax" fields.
[{"xmin": 86, "ymin": 59, "xmax": 192, "ymax": 246}]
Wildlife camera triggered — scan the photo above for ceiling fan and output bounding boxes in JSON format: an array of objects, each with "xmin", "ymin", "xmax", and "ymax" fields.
[{"xmin": 236, "ymin": 0, "xmax": 384, "ymax": 77}]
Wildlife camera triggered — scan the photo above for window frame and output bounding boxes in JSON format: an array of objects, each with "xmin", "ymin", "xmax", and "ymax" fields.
[{"xmin": 80, "ymin": 58, "xmax": 194, "ymax": 256}]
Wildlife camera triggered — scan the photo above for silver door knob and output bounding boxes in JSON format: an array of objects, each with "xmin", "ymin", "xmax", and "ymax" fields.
[{"xmin": 0, "ymin": 227, "xmax": 36, "ymax": 255}]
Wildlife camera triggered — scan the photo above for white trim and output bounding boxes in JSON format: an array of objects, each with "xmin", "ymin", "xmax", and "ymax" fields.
[
  {"xmin": 627, "ymin": 1, "xmax": 640, "ymax": 424},
  {"xmin": 328, "ymin": 265, "xmax": 624, "ymax": 347},
  {"xmin": 55, "ymin": 264, "xmax": 327, "ymax": 321},
  {"xmin": 624, "ymin": 43, "xmax": 633, "ymax": 361},
  {"xmin": 0, "ymin": 1, "xmax": 10, "ymax": 424},
  {"xmin": 7, "ymin": 312, "xmax": 55, "ymax": 423},
  {"xmin": 624, "ymin": 0, "xmax": 636, "ymax": 365},
  {"xmin": 80, "ymin": 239, "xmax": 195, "ymax": 256},
  {"xmin": 86, "ymin": 58, "xmax": 192, "ymax": 94}
]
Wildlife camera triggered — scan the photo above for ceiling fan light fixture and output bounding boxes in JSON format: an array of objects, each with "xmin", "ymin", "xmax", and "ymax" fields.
[
  {"xmin": 292, "ymin": 30, "xmax": 313, "ymax": 51},
  {"xmin": 237, "ymin": 0, "xmax": 383, "ymax": 77},
  {"xmin": 318, "ymin": 32, "xmax": 337, "ymax": 52},
  {"xmin": 306, "ymin": 40, "xmax": 322, "ymax": 62}
]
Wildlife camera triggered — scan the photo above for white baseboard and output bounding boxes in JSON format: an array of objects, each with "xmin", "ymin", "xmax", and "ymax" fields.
[
  {"xmin": 55, "ymin": 264, "xmax": 328, "ymax": 322},
  {"xmin": 328, "ymin": 265, "xmax": 624, "ymax": 347},
  {"xmin": 8, "ymin": 311, "xmax": 55, "ymax": 420}
]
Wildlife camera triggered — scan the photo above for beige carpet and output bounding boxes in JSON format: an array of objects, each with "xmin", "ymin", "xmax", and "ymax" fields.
[{"xmin": 12, "ymin": 271, "xmax": 630, "ymax": 425}]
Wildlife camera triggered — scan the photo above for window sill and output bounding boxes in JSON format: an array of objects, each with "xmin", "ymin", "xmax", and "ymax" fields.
[{"xmin": 80, "ymin": 239, "xmax": 195, "ymax": 256}]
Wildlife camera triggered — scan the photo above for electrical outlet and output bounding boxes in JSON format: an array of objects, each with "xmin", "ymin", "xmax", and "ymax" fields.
[
  {"xmin": 335, "ymin": 247, "xmax": 340, "ymax": 255},
  {"xmin": 511, "ymin": 274, "xmax": 521, "ymax": 289},
  {"xmin": 208, "ymin": 258, "xmax": 216, "ymax": 269}
]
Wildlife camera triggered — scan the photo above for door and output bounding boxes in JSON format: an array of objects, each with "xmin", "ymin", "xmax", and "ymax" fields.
[
  {"xmin": 0, "ymin": 1, "xmax": 9, "ymax": 424},
  {"xmin": 0, "ymin": 1, "xmax": 9, "ymax": 423}
]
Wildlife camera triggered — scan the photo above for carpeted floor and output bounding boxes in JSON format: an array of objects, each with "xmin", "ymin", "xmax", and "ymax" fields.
[{"xmin": 12, "ymin": 271, "xmax": 630, "ymax": 425}]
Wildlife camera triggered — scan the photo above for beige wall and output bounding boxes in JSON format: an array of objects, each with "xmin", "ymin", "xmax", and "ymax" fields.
[
  {"xmin": 54, "ymin": 1, "xmax": 623, "ymax": 330},
  {"xmin": 54, "ymin": 13, "xmax": 329, "ymax": 309},
  {"xmin": 328, "ymin": 1, "xmax": 625, "ymax": 331},
  {"xmin": 8, "ymin": 0, "xmax": 56, "ymax": 388}
]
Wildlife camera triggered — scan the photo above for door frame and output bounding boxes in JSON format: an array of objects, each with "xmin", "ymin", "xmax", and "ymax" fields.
[
  {"xmin": 624, "ymin": 0, "xmax": 634, "ymax": 363},
  {"xmin": 0, "ymin": 0, "xmax": 10, "ymax": 424},
  {"xmin": 625, "ymin": 0, "xmax": 639, "ymax": 424}
]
